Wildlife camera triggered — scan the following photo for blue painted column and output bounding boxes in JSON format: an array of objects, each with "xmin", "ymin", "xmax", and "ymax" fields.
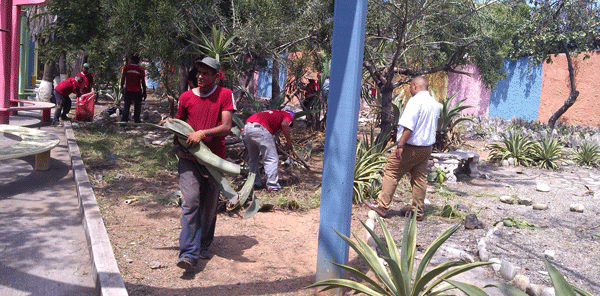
[{"xmin": 315, "ymin": 0, "xmax": 368, "ymax": 289}]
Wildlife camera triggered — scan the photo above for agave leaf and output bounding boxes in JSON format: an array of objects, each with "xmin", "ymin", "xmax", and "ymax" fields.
[
  {"xmin": 237, "ymin": 173, "xmax": 256, "ymax": 206},
  {"xmin": 484, "ymin": 283, "xmax": 529, "ymax": 296},
  {"xmin": 412, "ymin": 261, "xmax": 466, "ymax": 295},
  {"xmin": 400, "ymin": 214, "xmax": 417, "ymax": 295},
  {"xmin": 423, "ymin": 262, "xmax": 492, "ymax": 293},
  {"xmin": 243, "ymin": 194, "xmax": 262, "ymax": 218},
  {"xmin": 330, "ymin": 262, "xmax": 389, "ymax": 294},
  {"xmin": 305, "ymin": 278, "xmax": 386, "ymax": 296},
  {"xmin": 334, "ymin": 229, "xmax": 397, "ymax": 294},
  {"xmin": 377, "ymin": 217, "xmax": 405, "ymax": 294},
  {"xmin": 444, "ymin": 279, "xmax": 489, "ymax": 296},
  {"xmin": 573, "ymin": 286, "xmax": 594, "ymax": 296},
  {"xmin": 415, "ymin": 223, "xmax": 461, "ymax": 280},
  {"xmin": 544, "ymin": 259, "xmax": 577, "ymax": 296}
]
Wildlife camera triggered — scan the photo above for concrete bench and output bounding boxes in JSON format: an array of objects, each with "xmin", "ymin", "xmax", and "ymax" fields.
[
  {"xmin": 0, "ymin": 100, "xmax": 55, "ymax": 122},
  {"xmin": 0, "ymin": 124, "xmax": 60, "ymax": 170},
  {"xmin": 430, "ymin": 149, "xmax": 480, "ymax": 182}
]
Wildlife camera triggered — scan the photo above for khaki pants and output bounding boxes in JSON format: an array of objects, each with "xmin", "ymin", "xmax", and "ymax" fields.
[{"xmin": 377, "ymin": 144, "xmax": 432, "ymax": 215}]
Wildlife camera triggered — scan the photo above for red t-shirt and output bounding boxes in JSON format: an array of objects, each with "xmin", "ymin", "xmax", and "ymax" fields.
[
  {"xmin": 246, "ymin": 110, "xmax": 293, "ymax": 135},
  {"xmin": 55, "ymin": 78, "xmax": 81, "ymax": 97},
  {"xmin": 121, "ymin": 64, "xmax": 145, "ymax": 92},
  {"xmin": 176, "ymin": 86, "xmax": 236, "ymax": 159},
  {"xmin": 76, "ymin": 72, "xmax": 94, "ymax": 94}
]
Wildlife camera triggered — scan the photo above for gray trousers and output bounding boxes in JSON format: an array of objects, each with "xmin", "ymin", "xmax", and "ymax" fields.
[{"xmin": 242, "ymin": 123, "xmax": 281, "ymax": 190}]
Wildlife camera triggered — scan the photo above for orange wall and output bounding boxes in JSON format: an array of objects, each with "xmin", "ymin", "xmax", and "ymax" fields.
[{"xmin": 537, "ymin": 51, "xmax": 600, "ymax": 126}]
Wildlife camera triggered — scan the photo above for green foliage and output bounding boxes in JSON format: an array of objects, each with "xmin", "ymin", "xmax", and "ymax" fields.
[
  {"xmin": 353, "ymin": 128, "xmax": 390, "ymax": 204},
  {"xmin": 573, "ymin": 141, "xmax": 600, "ymax": 167},
  {"xmin": 532, "ymin": 136, "xmax": 564, "ymax": 170},
  {"xmin": 489, "ymin": 129, "xmax": 536, "ymax": 166},
  {"xmin": 306, "ymin": 215, "xmax": 492, "ymax": 295},
  {"xmin": 427, "ymin": 168, "xmax": 447, "ymax": 185},
  {"xmin": 493, "ymin": 218, "xmax": 540, "ymax": 230},
  {"xmin": 434, "ymin": 94, "xmax": 473, "ymax": 151}
]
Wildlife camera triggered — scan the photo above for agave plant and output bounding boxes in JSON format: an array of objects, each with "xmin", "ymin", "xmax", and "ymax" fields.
[
  {"xmin": 435, "ymin": 94, "xmax": 473, "ymax": 151},
  {"xmin": 573, "ymin": 141, "xmax": 600, "ymax": 166},
  {"xmin": 353, "ymin": 127, "xmax": 390, "ymax": 204},
  {"xmin": 487, "ymin": 259, "xmax": 593, "ymax": 296},
  {"xmin": 488, "ymin": 129, "xmax": 536, "ymax": 166},
  {"xmin": 306, "ymin": 215, "xmax": 492, "ymax": 295},
  {"xmin": 532, "ymin": 136, "xmax": 564, "ymax": 170}
]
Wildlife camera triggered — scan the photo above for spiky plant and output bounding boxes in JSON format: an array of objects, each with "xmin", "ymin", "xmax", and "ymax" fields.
[
  {"xmin": 573, "ymin": 141, "xmax": 600, "ymax": 167},
  {"xmin": 353, "ymin": 127, "xmax": 390, "ymax": 204},
  {"xmin": 306, "ymin": 215, "xmax": 492, "ymax": 295},
  {"xmin": 435, "ymin": 94, "xmax": 473, "ymax": 151},
  {"xmin": 488, "ymin": 129, "xmax": 536, "ymax": 166},
  {"xmin": 532, "ymin": 136, "xmax": 564, "ymax": 170}
]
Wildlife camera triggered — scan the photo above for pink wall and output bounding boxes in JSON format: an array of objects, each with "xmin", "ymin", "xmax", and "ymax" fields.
[
  {"xmin": 447, "ymin": 64, "xmax": 490, "ymax": 116},
  {"xmin": 537, "ymin": 51, "xmax": 600, "ymax": 127}
]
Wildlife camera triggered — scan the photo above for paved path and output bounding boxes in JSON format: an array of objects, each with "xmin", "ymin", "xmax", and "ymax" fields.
[{"xmin": 0, "ymin": 112, "xmax": 96, "ymax": 295}]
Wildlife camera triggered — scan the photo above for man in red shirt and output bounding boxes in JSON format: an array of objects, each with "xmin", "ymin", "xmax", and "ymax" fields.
[
  {"xmin": 75, "ymin": 63, "xmax": 94, "ymax": 94},
  {"xmin": 52, "ymin": 76, "xmax": 82, "ymax": 126},
  {"xmin": 174, "ymin": 57, "xmax": 236, "ymax": 270},
  {"xmin": 120, "ymin": 55, "xmax": 147, "ymax": 123},
  {"xmin": 242, "ymin": 109, "xmax": 295, "ymax": 191}
]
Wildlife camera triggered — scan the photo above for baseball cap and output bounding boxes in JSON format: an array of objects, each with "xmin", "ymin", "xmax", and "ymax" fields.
[
  {"xmin": 83, "ymin": 63, "xmax": 90, "ymax": 68},
  {"xmin": 196, "ymin": 57, "xmax": 220, "ymax": 72}
]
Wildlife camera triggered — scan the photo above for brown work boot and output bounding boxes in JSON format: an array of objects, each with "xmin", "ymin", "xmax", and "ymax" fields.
[{"xmin": 363, "ymin": 200, "xmax": 388, "ymax": 218}]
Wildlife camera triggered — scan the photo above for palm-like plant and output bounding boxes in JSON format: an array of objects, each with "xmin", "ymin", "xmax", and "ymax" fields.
[
  {"xmin": 435, "ymin": 94, "xmax": 473, "ymax": 151},
  {"xmin": 190, "ymin": 25, "xmax": 236, "ymax": 64},
  {"xmin": 489, "ymin": 130, "xmax": 536, "ymax": 166},
  {"xmin": 573, "ymin": 141, "xmax": 600, "ymax": 167},
  {"xmin": 532, "ymin": 136, "xmax": 564, "ymax": 170},
  {"xmin": 353, "ymin": 128, "xmax": 390, "ymax": 204},
  {"xmin": 306, "ymin": 215, "xmax": 492, "ymax": 295}
]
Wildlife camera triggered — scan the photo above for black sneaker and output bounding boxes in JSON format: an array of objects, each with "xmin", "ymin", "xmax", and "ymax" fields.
[
  {"xmin": 176, "ymin": 256, "xmax": 195, "ymax": 270},
  {"xmin": 61, "ymin": 115, "xmax": 70, "ymax": 121}
]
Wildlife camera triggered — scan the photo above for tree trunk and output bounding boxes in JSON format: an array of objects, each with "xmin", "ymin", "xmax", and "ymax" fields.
[
  {"xmin": 179, "ymin": 63, "xmax": 188, "ymax": 94},
  {"xmin": 378, "ymin": 83, "xmax": 394, "ymax": 144},
  {"xmin": 38, "ymin": 62, "xmax": 56, "ymax": 102},
  {"xmin": 548, "ymin": 41, "xmax": 579, "ymax": 129},
  {"xmin": 271, "ymin": 59, "xmax": 280, "ymax": 100},
  {"xmin": 58, "ymin": 52, "xmax": 67, "ymax": 81}
]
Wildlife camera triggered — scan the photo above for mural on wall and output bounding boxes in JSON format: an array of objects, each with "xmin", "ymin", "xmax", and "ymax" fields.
[
  {"xmin": 489, "ymin": 57, "xmax": 543, "ymax": 121},
  {"xmin": 447, "ymin": 64, "xmax": 491, "ymax": 117},
  {"xmin": 537, "ymin": 51, "xmax": 600, "ymax": 127}
]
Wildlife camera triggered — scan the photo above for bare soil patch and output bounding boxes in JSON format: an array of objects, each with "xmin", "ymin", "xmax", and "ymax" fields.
[{"xmin": 80, "ymin": 95, "xmax": 600, "ymax": 295}]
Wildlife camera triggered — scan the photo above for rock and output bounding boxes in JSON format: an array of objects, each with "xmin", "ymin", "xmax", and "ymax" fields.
[
  {"xmin": 541, "ymin": 287, "xmax": 555, "ymax": 296},
  {"xmin": 464, "ymin": 213, "xmax": 484, "ymax": 229},
  {"xmin": 502, "ymin": 159, "xmax": 509, "ymax": 167},
  {"xmin": 518, "ymin": 197, "xmax": 533, "ymax": 206},
  {"xmin": 366, "ymin": 232, "xmax": 377, "ymax": 250},
  {"xmin": 500, "ymin": 261, "xmax": 517, "ymax": 280},
  {"xmin": 526, "ymin": 284, "xmax": 543, "ymax": 296},
  {"xmin": 533, "ymin": 203, "xmax": 548, "ymax": 210},
  {"xmin": 508, "ymin": 157, "xmax": 515, "ymax": 166},
  {"xmin": 149, "ymin": 261, "xmax": 162, "ymax": 269},
  {"xmin": 513, "ymin": 274, "xmax": 530, "ymax": 291},
  {"xmin": 455, "ymin": 203, "xmax": 470, "ymax": 212},
  {"xmin": 570, "ymin": 204, "xmax": 584, "ymax": 213},
  {"xmin": 424, "ymin": 198, "xmax": 431, "ymax": 205},
  {"xmin": 365, "ymin": 218, "xmax": 375, "ymax": 230},
  {"xmin": 536, "ymin": 183, "xmax": 550, "ymax": 192},
  {"xmin": 147, "ymin": 113, "xmax": 163, "ymax": 124},
  {"xmin": 461, "ymin": 253, "xmax": 475, "ymax": 263},
  {"xmin": 126, "ymin": 258, "xmax": 134, "ymax": 263},
  {"xmin": 500, "ymin": 195, "xmax": 515, "ymax": 204},
  {"xmin": 478, "ymin": 248, "xmax": 490, "ymax": 261},
  {"xmin": 367, "ymin": 210, "xmax": 377, "ymax": 220},
  {"xmin": 477, "ymin": 239, "xmax": 486, "ymax": 252},
  {"xmin": 543, "ymin": 250, "xmax": 555, "ymax": 260},
  {"xmin": 489, "ymin": 258, "xmax": 502, "ymax": 272}
]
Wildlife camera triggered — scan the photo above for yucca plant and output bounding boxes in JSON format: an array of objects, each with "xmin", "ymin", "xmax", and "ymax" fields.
[
  {"xmin": 488, "ymin": 129, "xmax": 536, "ymax": 166},
  {"xmin": 487, "ymin": 259, "xmax": 593, "ymax": 296},
  {"xmin": 574, "ymin": 141, "xmax": 600, "ymax": 166},
  {"xmin": 353, "ymin": 128, "xmax": 390, "ymax": 204},
  {"xmin": 532, "ymin": 136, "xmax": 564, "ymax": 170},
  {"xmin": 306, "ymin": 215, "xmax": 492, "ymax": 295},
  {"xmin": 435, "ymin": 94, "xmax": 473, "ymax": 151}
]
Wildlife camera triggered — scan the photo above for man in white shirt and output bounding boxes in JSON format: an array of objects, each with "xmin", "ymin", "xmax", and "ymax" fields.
[{"xmin": 364, "ymin": 76, "xmax": 441, "ymax": 221}]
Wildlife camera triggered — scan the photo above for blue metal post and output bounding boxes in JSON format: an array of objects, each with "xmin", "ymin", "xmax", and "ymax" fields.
[{"xmin": 315, "ymin": 0, "xmax": 368, "ymax": 290}]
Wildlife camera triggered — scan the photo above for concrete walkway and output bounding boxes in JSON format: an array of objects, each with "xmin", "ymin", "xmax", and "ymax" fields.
[{"xmin": 0, "ymin": 111, "xmax": 127, "ymax": 295}]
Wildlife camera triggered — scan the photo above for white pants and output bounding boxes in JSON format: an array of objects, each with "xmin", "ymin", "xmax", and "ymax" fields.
[{"xmin": 242, "ymin": 123, "xmax": 281, "ymax": 190}]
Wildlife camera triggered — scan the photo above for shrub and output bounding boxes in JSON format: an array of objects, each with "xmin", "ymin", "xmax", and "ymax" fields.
[
  {"xmin": 353, "ymin": 128, "xmax": 391, "ymax": 204},
  {"xmin": 435, "ymin": 94, "xmax": 473, "ymax": 151},
  {"xmin": 488, "ymin": 129, "xmax": 536, "ymax": 166},
  {"xmin": 532, "ymin": 136, "xmax": 564, "ymax": 170},
  {"xmin": 306, "ymin": 215, "xmax": 492, "ymax": 295},
  {"xmin": 573, "ymin": 141, "xmax": 600, "ymax": 167}
]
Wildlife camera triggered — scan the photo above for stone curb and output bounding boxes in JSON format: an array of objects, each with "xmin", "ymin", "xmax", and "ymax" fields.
[{"xmin": 64, "ymin": 122, "xmax": 129, "ymax": 296}]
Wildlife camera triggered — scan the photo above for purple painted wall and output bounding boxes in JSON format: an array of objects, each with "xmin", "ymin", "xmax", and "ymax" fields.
[{"xmin": 447, "ymin": 64, "xmax": 490, "ymax": 116}]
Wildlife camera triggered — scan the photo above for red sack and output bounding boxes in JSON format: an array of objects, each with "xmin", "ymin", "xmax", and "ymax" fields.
[{"xmin": 74, "ymin": 92, "xmax": 95, "ymax": 122}]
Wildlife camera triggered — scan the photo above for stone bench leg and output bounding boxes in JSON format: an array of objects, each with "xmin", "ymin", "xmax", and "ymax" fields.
[
  {"xmin": 35, "ymin": 150, "xmax": 51, "ymax": 171},
  {"xmin": 42, "ymin": 109, "xmax": 51, "ymax": 122},
  {"xmin": 467, "ymin": 156, "xmax": 480, "ymax": 177}
]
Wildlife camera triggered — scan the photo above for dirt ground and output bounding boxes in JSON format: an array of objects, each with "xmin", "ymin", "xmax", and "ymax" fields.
[{"xmin": 83, "ymin": 94, "xmax": 600, "ymax": 295}]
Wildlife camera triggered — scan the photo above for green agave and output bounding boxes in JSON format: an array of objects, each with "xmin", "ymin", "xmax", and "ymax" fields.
[
  {"xmin": 489, "ymin": 129, "xmax": 536, "ymax": 166},
  {"xmin": 306, "ymin": 214, "xmax": 492, "ymax": 295},
  {"xmin": 532, "ymin": 136, "xmax": 564, "ymax": 170},
  {"xmin": 574, "ymin": 141, "xmax": 600, "ymax": 167}
]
